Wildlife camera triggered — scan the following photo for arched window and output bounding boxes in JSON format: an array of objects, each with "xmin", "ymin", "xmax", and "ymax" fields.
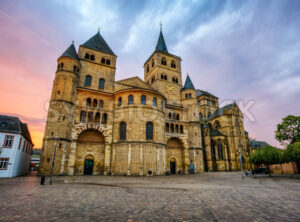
[
  {"xmin": 118, "ymin": 97, "xmax": 122, "ymax": 107},
  {"xmin": 153, "ymin": 97, "xmax": 157, "ymax": 107},
  {"xmin": 217, "ymin": 140, "xmax": 223, "ymax": 160},
  {"xmin": 101, "ymin": 58, "xmax": 106, "ymax": 64},
  {"xmin": 90, "ymin": 55, "xmax": 95, "ymax": 61},
  {"xmin": 215, "ymin": 120, "xmax": 221, "ymax": 129},
  {"xmin": 199, "ymin": 112, "xmax": 203, "ymax": 120},
  {"xmin": 161, "ymin": 74, "xmax": 164, "ymax": 79},
  {"xmin": 146, "ymin": 122, "xmax": 153, "ymax": 140},
  {"xmin": 176, "ymin": 114, "xmax": 180, "ymax": 120},
  {"xmin": 152, "ymin": 59, "xmax": 155, "ymax": 67},
  {"xmin": 99, "ymin": 78, "xmax": 105, "ymax": 89},
  {"xmin": 175, "ymin": 78, "xmax": 178, "ymax": 83},
  {"xmin": 120, "ymin": 122, "xmax": 126, "ymax": 140},
  {"xmin": 86, "ymin": 98, "xmax": 91, "ymax": 107},
  {"xmin": 106, "ymin": 59, "xmax": 111, "ymax": 65},
  {"xmin": 94, "ymin": 112, "xmax": 100, "ymax": 123},
  {"xmin": 88, "ymin": 112, "xmax": 93, "ymax": 122},
  {"xmin": 141, "ymin": 95, "xmax": 146, "ymax": 105},
  {"xmin": 161, "ymin": 57, "xmax": 167, "ymax": 65},
  {"xmin": 92, "ymin": 99, "xmax": 97, "ymax": 108},
  {"xmin": 102, "ymin": 113, "xmax": 107, "ymax": 124},
  {"xmin": 164, "ymin": 75, "xmax": 167, "ymax": 80},
  {"xmin": 172, "ymin": 113, "xmax": 176, "ymax": 120},
  {"xmin": 211, "ymin": 142, "xmax": 216, "ymax": 161},
  {"xmin": 84, "ymin": 53, "xmax": 90, "ymax": 59},
  {"xmin": 60, "ymin": 63, "xmax": 64, "ymax": 70},
  {"xmin": 208, "ymin": 123, "xmax": 213, "ymax": 130},
  {"xmin": 128, "ymin": 95, "xmax": 134, "ymax": 105},
  {"xmin": 169, "ymin": 113, "xmax": 172, "ymax": 119},
  {"xmin": 170, "ymin": 124, "xmax": 174, "ymax": 133},
  {"xmin": 171, "ymin": 60, "xmax": 176, "ymax": 68},
  {"xmin": 175, "ymin": 124, "xmax": 179, "ymax": 133},
  {"xmin": 84, "ymin": 75, "xmax": 92, "ymax": 87},
  {"xmin": 180, "ymin": 125, "xmax": 183, "ymax": 134},
  {"xmin": 146, "ymin": 64, "xmax": 149, "ymax": 73},
  {"xmin": 99, "ymin": 100, "xmax": 104, "ymax": 109},
  {"xmin": 166, "ymin": 123, "xmax": 169, "ymax": 132},
  {"xmin": 80, "ymin": 111, "xmax": 86, "ymax": 122},
  {"xmin": 208, "ymin": 111, "xmax": 211, "ymax": 117}
]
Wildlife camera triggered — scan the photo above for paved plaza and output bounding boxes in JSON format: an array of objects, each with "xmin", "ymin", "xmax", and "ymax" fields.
[{"xmin": 0, "ymin": 172, "xmax": 299, "ymax": 222}]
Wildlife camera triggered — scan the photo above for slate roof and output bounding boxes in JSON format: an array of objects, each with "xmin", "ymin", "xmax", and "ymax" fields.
[
  {"xmin": 207, "ymin": 103, "xmax": 235, "ymax": 120},
  {"xmin": 249, "ymin": 140, "xmax": 269, "ymax": 149},
  {"xmin": 196, "ymin": 89, "xmax": 218, "ymax": 98},
  {"xmin": 155, "ymin": 30, "xmax": 168, "ymax": 53},
  {"xmin": 82, "ymin": 31, "xmax": 115, "ymax": 55},
  {"xmin": 0, "ymin": 115, "xmax": 33, "ymax": 145},
  {"xmin": 181, "ymin": 75, "xmax": 195, "ymax": 91},
  {"xmin": 59, "ymin": 43, "xmax": 79, "ymax": 60},
  {"xmin": 210, "ymin": 129, "xmax": 225, "ymax": 137}
]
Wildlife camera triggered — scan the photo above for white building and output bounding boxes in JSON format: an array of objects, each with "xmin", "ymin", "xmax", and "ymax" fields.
[{"xmin": 0, "ymin": 115, "xmax": 34, "ymax": 177}]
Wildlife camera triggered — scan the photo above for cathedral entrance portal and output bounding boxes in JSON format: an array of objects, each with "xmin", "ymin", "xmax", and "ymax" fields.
[
  {"xmin": 166, "ymin": 138, "xmax": 185, "ymax": 174},
  {"xmin": 84, "ymin": 159, "xmax": 93, "ymax": 175},
  {"xmin": 75, "ymin": 129, "xmax": 105, "ymax": 175},
  {"xmin": 170, "ymin": 160, "xmax": 176, "ymax": 174}
]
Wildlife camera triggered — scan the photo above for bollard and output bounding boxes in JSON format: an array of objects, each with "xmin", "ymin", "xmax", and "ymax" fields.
[{"xmin": 40, "ymin": 176, "xmax": 45, "ymax": 185}]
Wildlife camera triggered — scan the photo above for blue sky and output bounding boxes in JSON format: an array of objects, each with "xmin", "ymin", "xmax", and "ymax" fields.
[{"xmin": 0, "ymin": 0, "xmax": 299, "ymax": 147}]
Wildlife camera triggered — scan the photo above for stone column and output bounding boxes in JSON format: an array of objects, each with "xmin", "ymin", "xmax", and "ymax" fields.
[
  {"xmin": 103, "ymin": 143, "xmax": 111, "ymax": 175},
  {"xmin": 139, "ymin": 146, "xmax": 144, "ymax": 176},
  {"xmin": 193, "ymin": 148, "xmax": 196, "ymax": 173},
  {"xmin": 68, "ymin": 141, "xmax": 77, "ymax": 175}
]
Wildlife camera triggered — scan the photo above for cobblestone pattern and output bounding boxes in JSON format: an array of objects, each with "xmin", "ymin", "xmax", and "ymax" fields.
[{"xmin": 0, "ymin": 172, "xmax": 299, "ymax": 221}]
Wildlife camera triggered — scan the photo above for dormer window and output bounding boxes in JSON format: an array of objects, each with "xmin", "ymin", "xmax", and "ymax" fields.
[{"xmin": 1, "ymin": 122, "xmax": 7, "ymax": 128}]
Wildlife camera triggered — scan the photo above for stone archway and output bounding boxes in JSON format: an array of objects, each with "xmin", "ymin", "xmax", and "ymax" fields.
[
  {"xmin": 75, "ymin": 129, "xmax": 105, "ymax": 175},
  {"xmin": 166, "ymin": 138, "xmax": 185, "ymax": 174}
]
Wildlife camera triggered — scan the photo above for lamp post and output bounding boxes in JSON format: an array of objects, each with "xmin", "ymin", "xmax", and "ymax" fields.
[{"xmin": 238, "ymin": 140, "xmax": 244, "ymax": 179}]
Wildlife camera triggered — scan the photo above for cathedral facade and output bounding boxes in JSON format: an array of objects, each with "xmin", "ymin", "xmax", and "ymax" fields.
[{"xmin": 40, "ymin": 29, "xmax": 251, "ymax": 176}]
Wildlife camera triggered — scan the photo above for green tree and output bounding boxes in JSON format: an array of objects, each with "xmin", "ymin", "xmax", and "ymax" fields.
[
  {"xmin": 285, "ymin": 143, "xmax": 300, "ymax": 162},
  {"xmin": 275, "ymin": 115, "xmax": 300, "ymax": 145}
]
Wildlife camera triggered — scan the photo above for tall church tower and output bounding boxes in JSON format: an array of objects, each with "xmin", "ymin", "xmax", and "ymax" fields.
[{"xmin": 144, "ymin": 27, "xmax": 182, "ymax": 106}]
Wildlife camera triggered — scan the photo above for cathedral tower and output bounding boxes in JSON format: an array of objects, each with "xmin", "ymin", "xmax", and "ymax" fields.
[
  {"xmin": 40, "ymin": 43, "xmax": 79, "ymax": 174},
  {"xmin": 144, "ymin": 27, "xmax": 182, "ymax": 106}
]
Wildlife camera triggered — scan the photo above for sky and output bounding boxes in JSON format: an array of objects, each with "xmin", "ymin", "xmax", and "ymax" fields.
[{"xmin": 0, "ymin": 0, "xmax": 299, "ymax": 148}]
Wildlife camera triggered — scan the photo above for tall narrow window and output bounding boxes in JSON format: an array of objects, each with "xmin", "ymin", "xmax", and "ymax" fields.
[
  {"xmin": 88, "ymin": 112, "xmax": 93, "ymax": 122},
  {"xmin": 101, "ymin": 58, "xmax": 106, "ymax": 64},
  {"xmin": 169, "ymin": 113, "xmax": 172, "ymax": 119},
  {"xmin": 118, "ymin": 97, "xmax": 122, "ymax": 107},
  {"xmin": 99, "ymin": 78, "xmax": 105, "ymax": 89},
  {"xmin": 180, "ymin": 125, "xmax": 183, "ymax": 134},
  {"xmin": 153, "ymin": 97, "xmax": 157, "ymax": 107},
  {"xmin": 176, "ymin": 114, "xmax": 180, "ymax": 120},
  {"xmin": 218, "ymin": 141, "xmax": 223, "ymax": 160},
  {"xmin": 92, "ymin": 99, "xmax": 98, "ymax": 108},
  {"xmin": 164, "ymin": 75, "xmax": 167, "ymax": 80},
  {"xmin": 161, "ymin": 57, "xmax": 167, "ymax": 65},
  {"xmin": 85, "ymin": 53, "xmax": 90, "ymax": 59},
  {"xmin": 146, "ymin": 122, "xmax": 153, "ymax": 140},
  {"xmin": 80, "ymin": 111, "xmax": 86, "ymax": 122},
  {"xmin": 175, "ymin": 124, "xmax": 179, "ymax": 133},
  {"xmin": 84, "ymin": 75, "xmax": 92, "ymax": 87},
  {"xmin": 146, "ymin": 64, "xmax": 149, "ymax": 73},
  {"xmin": 86, "ymin": 98, "xmax": 91, "ymax": 107},
  {"xmin": 94, "ymin": 112, "xmax": 100, "ymax": 123},
  {"xmin": 4, "ymin": 135, "xmax": 14, "ymax": 148},
  {"xmin": 99, "ymin": 100, "xmax": 104, "ymax": 109},
  {"xmin": 211, "ymin": 143, "xmax": 216, "ymax": 161},
  {"xmin": 102, "ymin": 113, "xmax": 107, "ymax": 124},
  {"xmin": 172, "ymin": 113, "xmax": 176, "ymax": 120},
  {"xmin": 171, "ymin": 124, "xmax": 174, "ymax": 133},
  {"xmin": 120, "ymin": 122, "xmax": 126, "ymax": 140},
  {"xmin": 152, "ymin": 59, "xmax": 155, "ymax": 67},
  {"xmin": 171, "ymin": 60, "xmax": 176, "ymax": 68},
  {"xmin": 141, "ymin": 95, "xmax": 146, "ymax": 105},
  {"xmin": 128, "ymin": 95, "xmax": 134, "ymax": 105},
  {"xmin": 166, "ymin": 123, "xmax": 169, "ymax": 132},
  {"xmin": 106, "ymin": 59, "xmax": 111, "ymax": 65}
]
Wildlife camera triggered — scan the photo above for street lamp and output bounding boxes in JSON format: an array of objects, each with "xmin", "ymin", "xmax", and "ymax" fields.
[{"xmin": 238, "ymin": 140, "xmax": 244, "ymax": 179}]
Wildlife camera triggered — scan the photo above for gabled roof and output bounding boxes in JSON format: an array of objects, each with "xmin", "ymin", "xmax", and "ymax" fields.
[
  {"xmin": 181, "ymin": 75, "xmax": 195, "ymax": 91},
  {"xmin": 115, "ymin": 76, "xmax": 154, "ymax": 91},
  {"xmin": 210, "ymin": 129, "xmax": 225, "ymax": 137},
  {"xmin": 59, "ymin": 43, "xmax": 79, "ymax": 60},
  {"xmin": 155, "ymin": 30, "xmax": 168, "ymax": 53},
  {"xmin": 0, "ymin": 115, "xmax": 33, "ymax": 145},
  {"xmin": 207, "ymin": 103, "xmax": 235, "ymax": 120},
  {"xmin": 249, "ymin": 140, "xmax": 269, "ymax": 149},
  {"xmin": 82, "ymin": 31, "xmax": 115, "ymax": 55},
  {"xmin": 196, "ymin": 89, "xmax": 218, "ymax": 98}
]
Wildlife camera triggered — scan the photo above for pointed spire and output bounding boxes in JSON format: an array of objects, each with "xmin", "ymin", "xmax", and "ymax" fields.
[
  {"xmin": 59, "ymin": 42, "xmax": 79, "ymax": 60},
  {"xmin": 155, "ymin": 23, "xmax": 168, "ymax": 53},
  {"xmin": 182, "ymin": 74, "xmax": 195, "ymax": 90},
  {"xmin": 82, "ymin": 31, "xmax": 115, "ymax": 55}
]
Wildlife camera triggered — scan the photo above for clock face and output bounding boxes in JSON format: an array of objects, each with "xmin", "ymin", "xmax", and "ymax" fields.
[{"xmin": 166, "ymin": 85, "xmax": 175, "ymax": 95}]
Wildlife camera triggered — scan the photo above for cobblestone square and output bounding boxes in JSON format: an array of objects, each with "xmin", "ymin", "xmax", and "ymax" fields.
[{"xmin": 0, "ymin": 172, "xmax": 299, "ymax": 221}]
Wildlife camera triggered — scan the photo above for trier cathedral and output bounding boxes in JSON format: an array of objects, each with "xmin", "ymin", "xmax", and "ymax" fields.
[{"xmin": 40, "ymin": 28, "xmax": 251, "ymax": 176}]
